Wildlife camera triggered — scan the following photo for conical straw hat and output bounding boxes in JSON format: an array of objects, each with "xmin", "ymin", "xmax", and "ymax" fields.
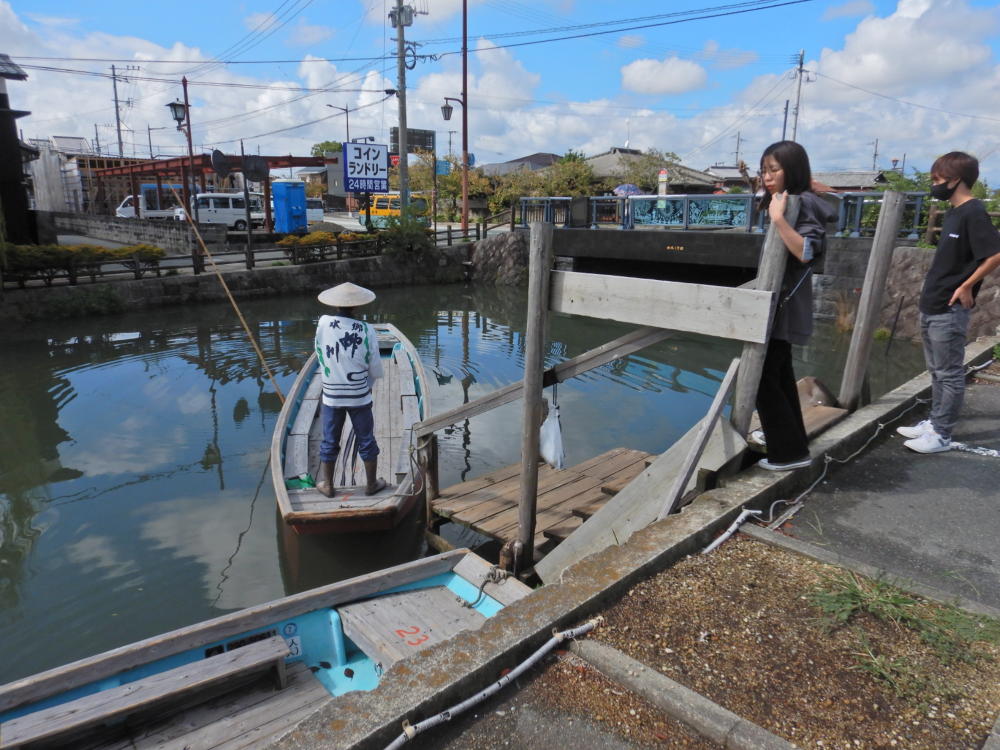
[{"xmin": 317, "ymin": 282, "xmax": 376, "ymax": 308}]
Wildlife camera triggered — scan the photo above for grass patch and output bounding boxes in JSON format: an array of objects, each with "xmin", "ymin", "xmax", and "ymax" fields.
[
  {"xmin": 873, "ymin": 327, "xmax": 891, "ymax": 341},
  {"xmin": 270, "ymin": 261, "xmax": 289, "ymax": 267},
  {"xmin": 808, "ymin": 572, "xmax": 1000, "ymax": 695}
]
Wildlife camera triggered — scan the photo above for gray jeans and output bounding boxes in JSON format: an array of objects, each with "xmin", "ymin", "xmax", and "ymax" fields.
[{"xmin": 920, "ymin": 305, "xmax": 972, "ymax": 440}]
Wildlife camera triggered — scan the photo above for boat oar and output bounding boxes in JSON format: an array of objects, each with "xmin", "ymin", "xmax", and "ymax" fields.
[{"xmin": 169, "ymin": 187, "xmax": 284, "ymax": 404}]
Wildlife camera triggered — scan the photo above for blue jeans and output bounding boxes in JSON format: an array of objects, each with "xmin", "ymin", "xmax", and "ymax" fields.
[
  {"xmin": 921, "ymin": 305, "xmax": 971, "ymax": 440},
  {"xmin": 320, "ymin": 404, "xmax": 380, "ymax": 463}
]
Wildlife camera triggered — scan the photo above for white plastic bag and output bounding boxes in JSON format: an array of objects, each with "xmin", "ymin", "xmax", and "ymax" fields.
[{"xmin": 539, "ymin": 397, "xmax": 565, "ymax": 470}]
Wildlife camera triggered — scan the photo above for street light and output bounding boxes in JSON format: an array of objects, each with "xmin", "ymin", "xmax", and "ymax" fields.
[
  {"xmin": 325, "ymin": 104, "xmax": 350, "ymax": 144},
  {"xmin": 441, "ymin": 96, "xmax": 469, "ymax": 232},
  {"xmin": 166, "ymin": 76, "xmax": 201, "ymax": 271}
]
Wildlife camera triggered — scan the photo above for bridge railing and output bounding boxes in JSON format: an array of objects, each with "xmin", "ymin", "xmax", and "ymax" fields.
[{"xmin": 519, "ymin": 191, "xmax": 932, "ymax": 238}]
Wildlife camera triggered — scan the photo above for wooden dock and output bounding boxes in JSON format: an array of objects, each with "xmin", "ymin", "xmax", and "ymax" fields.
[{"xmin": 430, "ymin": 447, "xmax": 652, "ymax": 559}]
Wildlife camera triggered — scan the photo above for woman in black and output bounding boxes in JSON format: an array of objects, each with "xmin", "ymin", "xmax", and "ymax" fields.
[{"xmin": 755, "ymin": 141, "xmax": 836, "ymax": 471}]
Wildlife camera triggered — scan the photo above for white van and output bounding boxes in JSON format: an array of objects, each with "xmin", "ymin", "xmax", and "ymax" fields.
[
  {"xmin": 306, "ymin": 198, "xmax": 325, "ymax": 224},
  {"xmin": 174, "ymin": 192, "xmax": 264, "ymax": 230},
  {"xmin": 115, "ymin": 190, "xmax": 180, "ymax": 220}
]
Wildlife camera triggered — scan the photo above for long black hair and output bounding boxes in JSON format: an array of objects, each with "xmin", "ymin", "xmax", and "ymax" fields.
[{"xmin": 758, "ymin": 140, "xmax": 813, "ymax": 212}]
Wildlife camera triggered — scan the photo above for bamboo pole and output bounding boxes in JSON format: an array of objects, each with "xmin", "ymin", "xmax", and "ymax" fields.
[
  {"xmin": 168, "ymin": 186, "xmax": 284, "ymax": 403},
  {"xmin": 730, "ymin": 195, "xmax": 800, "ymax": 435},
  {"xmin": 837, "ymin": 190, "xmax": 906, "ymax": 411},
  {"xmin": 517, "ymin": 222, "xmax": 554, "ymax": 566}
]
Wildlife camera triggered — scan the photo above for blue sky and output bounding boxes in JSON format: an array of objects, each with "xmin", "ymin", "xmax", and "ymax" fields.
[{"xmin": 5, "ymin": 0, "xmax": 1000, "ymax": 182}]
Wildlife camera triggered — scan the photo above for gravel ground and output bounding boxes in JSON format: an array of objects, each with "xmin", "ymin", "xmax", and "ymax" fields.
[{"xmin": 593, "ymin": 534, "xmax": 1000, "ymax": 749}]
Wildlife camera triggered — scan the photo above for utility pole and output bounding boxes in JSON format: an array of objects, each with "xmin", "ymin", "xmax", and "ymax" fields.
[
  {"xmin": 111, "ymin": 65, "xmax": 123, "ymax": 157},
  {"xmin": 733, "ymin": 131, "xmax": 742, "ymax": 164},
  {"xmin": 391, "ymin": 0, "xmax": 411, "ymax": 212},
  {"xmin": 871, "ymin": 138, "xmax": 879, "ymax": 170},
  {"xmin": 791, "ymin": 50, "xmax": 805, "ymax": 142},
  {"xmin": 781, "ymin": 100, "xmax": 789, "ymax": 141},
  {"xmin": 93, "ymin": 124, "xmax": 101, "ymax": 156}
]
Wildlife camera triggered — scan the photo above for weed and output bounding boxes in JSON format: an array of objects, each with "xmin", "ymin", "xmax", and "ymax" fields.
[
  {"xmin": 808, "ymin": 572, "xmax": 917, "ymax": 628},
  {"xmin": 873, "ymin": 327, "xmax": 891, "ymax": 341},
  {"xmin": 848, "ymin": 635, "xmax": 919, "ymax": 696},
  {"xmin": 270, "ymin": 261, "xmax": 289, "ymax": 267},
  {"xmin": 993, "ymin": 343, "xmax": 1000, "ymax": 360},
  {"xmin": 833, "ymin": 290, "xmax": 856, "ymax": 332}
]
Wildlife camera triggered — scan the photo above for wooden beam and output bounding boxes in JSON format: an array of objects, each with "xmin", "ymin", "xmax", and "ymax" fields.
[
  {"xmin": 517, "ymin": 222, "xmax": 554, "ymax": 567},
  {"xmin": 838, "ymin": 190, "xmax": 906, "ymax": 411},
  {"xmin": 535, "ymin": 419, "xmax": 746, "ymax": 583},
  {"xmin": 550, "ymin": 271, "xmax": 774, "ymax": 344},
  {"xmin": 656, "ymin": 357, "xmax": 741, "ymax": 521},
  {"xmin": 412, "ymin": 326, "xmax": 675, "ymax": 438},
  {"xmin": 730, "ymin": 195, "xmax": 800, "ymax": 435}
]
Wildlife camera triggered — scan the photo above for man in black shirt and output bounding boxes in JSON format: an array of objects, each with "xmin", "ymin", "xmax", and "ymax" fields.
[{"xmin": 897, "ymin": 152, "xmax": 1000, "ymax": 453}]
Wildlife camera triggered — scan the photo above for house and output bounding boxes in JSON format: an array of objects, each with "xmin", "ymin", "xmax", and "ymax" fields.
[
  {"xmin": 480, "ymin": 152, "xmax": 561, "ymax": 177},
  {"xmin": 26, "ymin": 136, "xmax": 147, "ymax": 215},
  {"xmin": 1, "ymin": 53, "xmax": 33, "ymax": 241},
  {"xmin": 703, "ymin": 164, "xmax": 754, "ymax": 192},
  {"xmin": 812, "ymin": 170, "xmax": 890, "ymax": 192},
  {"xmin": 586, "ymin": 147, "xmax": 716, "ymax": 193}
]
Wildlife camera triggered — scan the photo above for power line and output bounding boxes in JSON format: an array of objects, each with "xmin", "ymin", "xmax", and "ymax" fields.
[
  {"xmin": 814, "ymin": 71, "xmax": 1000, "ymax": 124},
  {"xmin": 12, "ymin": 54, "xmax": 398, "ymax": 65}
]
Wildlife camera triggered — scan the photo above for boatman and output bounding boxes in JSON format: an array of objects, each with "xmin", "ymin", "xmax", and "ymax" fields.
[
  {"xmin": 314, "ymin": 282, "xmax": 387, "ymax": 497},
  {"xmin": 896, "ymin": 151, "xmax": 1000, "ymax": 453}
]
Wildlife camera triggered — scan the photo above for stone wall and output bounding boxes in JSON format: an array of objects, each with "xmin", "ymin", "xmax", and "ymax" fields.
[
  {"xmin": 878, "ymin": 246, "xmax": 1000, "ymax": 341},
  {"xmin": 470, "ymin": 229, "xmax": 529, "ymax": 285},
  {"xmin": 0, "ymin": 247, "xmax": 468, "ymax": 323},
  {"xmin": 35, "ymin": 211, "xmax": 228, "ymax": 255}
]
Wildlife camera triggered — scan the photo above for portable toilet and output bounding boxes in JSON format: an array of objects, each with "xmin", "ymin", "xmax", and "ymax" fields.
[{"xmin": 271, "ymin": 179, "xmax": 307, "ymax": 233}]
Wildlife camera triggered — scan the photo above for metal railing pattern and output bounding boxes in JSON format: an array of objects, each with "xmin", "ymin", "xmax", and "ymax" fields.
[{"xmin": 519, "ymin": 191, "xmax": 934, "ymax": 239}]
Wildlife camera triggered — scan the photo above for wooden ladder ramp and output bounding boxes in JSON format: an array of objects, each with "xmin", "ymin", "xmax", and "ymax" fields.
[{"xmin": 1, "ymin": 636, "xmax": 290, "ymax": 749}]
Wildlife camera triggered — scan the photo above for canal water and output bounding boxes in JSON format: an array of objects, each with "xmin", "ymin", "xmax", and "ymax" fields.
[{"xmin": 0, "ymin": 283, "xmax": 926, "ymax": 683}]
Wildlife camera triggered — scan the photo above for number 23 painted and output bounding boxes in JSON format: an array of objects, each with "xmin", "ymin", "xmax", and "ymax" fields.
[{"xmin": 395, "ymin": 625, "xmax": 429, "ymax": 646}]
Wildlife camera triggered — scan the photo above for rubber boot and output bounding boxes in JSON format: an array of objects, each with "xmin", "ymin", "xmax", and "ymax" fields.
[
  {"xmin": 315, "ymin": 460, "xmax": 336, "ymax": 498},
  {"xmin": 364, "ymin": 459, "xmax": 387, "ymax": 496}
]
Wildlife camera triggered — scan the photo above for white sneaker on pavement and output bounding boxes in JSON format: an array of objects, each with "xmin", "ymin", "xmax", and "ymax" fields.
[
  {"xmin": 757, "ymin": 455, "xmax": 812, "ymax": 471},
  {"xmin": 903, "ymin": 429, "xmax": 952, "ymax": 454},
  {"xmin": 896, "ymin": 419, "xmax": 933, "ymax": 439}
]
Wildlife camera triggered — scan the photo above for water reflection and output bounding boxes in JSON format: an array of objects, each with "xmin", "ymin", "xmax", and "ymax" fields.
[{"xmin": 0, "ymin": 285, "xmax": 927, "ymax": 682}]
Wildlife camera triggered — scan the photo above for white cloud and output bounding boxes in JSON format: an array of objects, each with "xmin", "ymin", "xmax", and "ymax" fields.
[
  {"xmin": 699, "ymin": 40, "xmax": 759, "ymax": 71},
  {"xmin": 24, "ymin": 13, "xmax": 79, "ymax": 27},
  {"xmin": 822, "ymin": 0, "xmax": 876, "ymax": 20},
  {"xmin": 289, "ymin": 21, "xmax": 334, "ymax": 47},
  {"xmin": 242, "ymin": 12, "xmax": 272, "ymax": 32},
  {"xmin": 620, "ymin": 57, "xmax": 708, "ymax": 95},
  {"xmin": 618, "ymin": 35, "xmax": 644, "ymax": 49}
]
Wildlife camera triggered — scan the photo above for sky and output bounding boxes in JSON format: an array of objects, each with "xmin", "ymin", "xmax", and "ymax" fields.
[{"xmin": 4, "ymin": 0, "xmax": 1000, "ymax": 183}]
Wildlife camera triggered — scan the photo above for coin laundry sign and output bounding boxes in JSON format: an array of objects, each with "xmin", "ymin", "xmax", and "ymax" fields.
[{"xmin": 343, "ymin": 142, "xmax": 389, "ymax": 193}]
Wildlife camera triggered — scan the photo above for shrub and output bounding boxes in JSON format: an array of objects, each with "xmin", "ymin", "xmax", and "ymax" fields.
[
  {"xmin": 112, "ymin": 244, "xmax": 165, "ymax": 279},
  {"xmin": 276, "ymin": 235, "xmax": 300, "ymax": 247},
  {"xmin": 297, "ymin": 231, "xmax": 339, "ymax": 247},
  {"xmin": 378, "ymin": 212, "xmax": 434, "ymax": 256}
]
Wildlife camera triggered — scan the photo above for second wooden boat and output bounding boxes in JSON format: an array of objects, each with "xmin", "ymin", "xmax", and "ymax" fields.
[{"xmin": 272, "ymin": 323, "xmax": 429, "ymax": 534}]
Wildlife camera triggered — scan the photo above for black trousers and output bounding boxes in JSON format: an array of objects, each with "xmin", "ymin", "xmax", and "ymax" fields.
[{"xmin": 755, "ymin": 338, "xmax": 809, "ymax": 463}]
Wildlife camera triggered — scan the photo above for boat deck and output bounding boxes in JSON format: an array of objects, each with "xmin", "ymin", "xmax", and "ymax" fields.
[
  {"xmin": 94, "ymin": 662, "xmax": 329, "ymax": 750},
  {"xmin": 430, "ymin": 447, "xmax": 653, "ymax": 558},
  {"xmin": 283, "ymin": 338, "xmax": 419, "ymax": 516}
]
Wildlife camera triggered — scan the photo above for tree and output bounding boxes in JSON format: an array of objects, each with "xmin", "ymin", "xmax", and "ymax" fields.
[
  {"xmin": 310, "ymin": 141, "xmax": 342, "ymax": 157},
  {"xmin": 616, "ymin": 148, "xmax": 681, "ymax": 191},
  {"xmin": 540, "ymin": 158, "xmax": 595, "ymax": 198}
]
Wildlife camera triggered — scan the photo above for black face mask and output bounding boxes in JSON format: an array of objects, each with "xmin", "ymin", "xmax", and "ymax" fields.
[{"xmin": 930, "ymin": 181, "xmax": 958, "ymax": 201}]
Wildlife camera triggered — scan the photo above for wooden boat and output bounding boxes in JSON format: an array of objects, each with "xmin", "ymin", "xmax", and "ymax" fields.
[
  {"xmin": 272, "ymin": 322, "xmax": 430, "ymax": 534},
  {"xmin": 0, "ymin": 549, "xmax": 529, "ymax": 750}
]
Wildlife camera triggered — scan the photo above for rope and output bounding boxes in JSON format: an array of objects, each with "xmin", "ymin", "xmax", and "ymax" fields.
[
  {"xmin": 761, "ymin": 396, "xmax": 931, "ymax": 528},
  {"xmin": 459, "ymin": 565, "xmax": 509, "ymax": 609},
  {"xmin": 169, "ymin": 187, "xmax": 285, "ymax": 403}
]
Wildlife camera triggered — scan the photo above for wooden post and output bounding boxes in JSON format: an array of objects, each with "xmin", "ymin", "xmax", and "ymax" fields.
[
  {"xmin": 447, "ymin": 226, "xmax": 453, "ymax": 246},
  {"xmin": 417, "ymin": 434, "xmax": 439, "ymax": 531},
  {"xmin": 730, "ymin": 195, "xmax": 800, "ymax": 435},
  {"xmin": 837, "ymin": 190, "xmax": 906, "ymax": 411},
  {"xmin": 924, "ymin": 204, "xmax": 940, "ymax": 245},
  {"xmin": 517, "ymin": 222, "xmax": 554, "ymax": 566}
]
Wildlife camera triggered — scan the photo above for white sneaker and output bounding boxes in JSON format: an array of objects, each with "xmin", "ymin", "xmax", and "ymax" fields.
[
  {"xmin": 903, "ymin": 430, "xmax": 952, "ymax": 454},
  {"xmin": 748, "ymin": 429, "xmax": 767, "ymax": 448},
  {"xmin": 896, "ymin": 419, "xmax": 933, "ymax": 439}
]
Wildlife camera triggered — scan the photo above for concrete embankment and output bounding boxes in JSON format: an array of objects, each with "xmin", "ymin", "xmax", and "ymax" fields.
[
  {"xmin": 274, "ymin": 336, "xmax": 999, "ymax": 750},
  {"xmin": 0, "ymin": 247, "xmax": 469, "ymax": 323}
]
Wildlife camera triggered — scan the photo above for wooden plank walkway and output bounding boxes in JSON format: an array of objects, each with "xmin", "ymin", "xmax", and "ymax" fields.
[{"xmin": 430, "ymin": 447, "xmax": 652, "ymax": 558}]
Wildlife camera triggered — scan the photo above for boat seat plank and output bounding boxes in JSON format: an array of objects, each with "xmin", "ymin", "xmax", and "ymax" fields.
[
  {"xmin": 127, "ymin": 661, "xmax": 329, "ymax": 750},
  {"xmin": 337, "ymin": 587, "xmax": 485, "ymax": 669},
  {"xmin": 1, "ymin": 636, "xmax": 290, "ymax": 749},
  {"xmin": 290, "ymin": 399, "xmax": 319, "ymax": 437},
  {"xmin": 451, "ymin": 556, "xmax": 532, "ymax": 608},
  {"xmin": 395, "ymin": 429, "xmax": 413, "ymax": 480}
]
